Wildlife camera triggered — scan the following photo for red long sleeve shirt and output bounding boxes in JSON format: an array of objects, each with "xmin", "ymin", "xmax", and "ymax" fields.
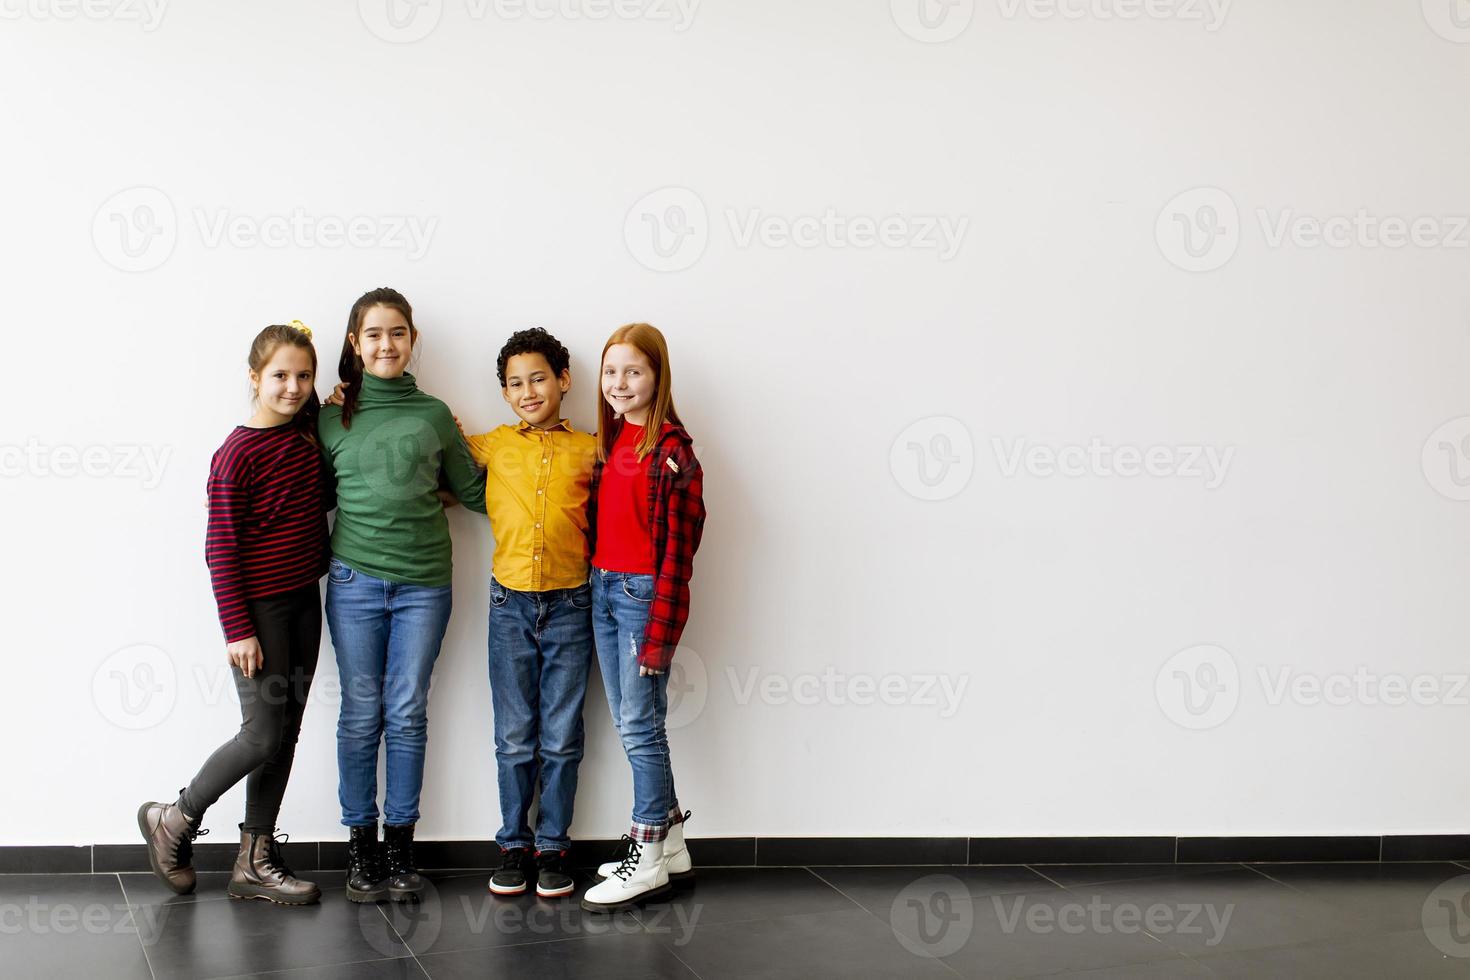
[{"xmin": 206, "ymin": 423, "xmax": 333, "ymax": 642}]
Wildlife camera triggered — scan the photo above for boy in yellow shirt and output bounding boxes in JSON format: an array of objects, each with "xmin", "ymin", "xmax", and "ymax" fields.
[{"xmin": 467, "ymin": 328, "xmax": 599, "ymax": 899}]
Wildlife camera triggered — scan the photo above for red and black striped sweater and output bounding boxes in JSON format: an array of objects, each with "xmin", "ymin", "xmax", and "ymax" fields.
[{"xmin": 206, "ymin": 423, "xmax": 333, "ymax": 642}]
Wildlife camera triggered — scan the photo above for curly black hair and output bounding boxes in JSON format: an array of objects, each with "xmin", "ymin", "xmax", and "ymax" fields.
[{"xmin": 496, "ymin": 327, "xmax": 571, "ymax": 387}]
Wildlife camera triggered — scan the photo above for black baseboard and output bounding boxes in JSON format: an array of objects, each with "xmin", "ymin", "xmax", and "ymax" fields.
[{"xmin": 5, "ymin": 835, "xmax": 1469, "ymax": 874}]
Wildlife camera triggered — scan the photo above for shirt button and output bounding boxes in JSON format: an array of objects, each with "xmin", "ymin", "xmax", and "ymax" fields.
[
  {"xmin": 534, "ymin": 555, "xmax": 541, "ymax": 560},
  {"xmin": 537, "ymin": 489, "xmax": 543, "ymax": 495},
  {"xmin": 543, "ymin": 458, "xmax": 549, "ymax": 463},
  {"xmin": 535, "ymin": 523, "xmax": 542, "ymax": 528}
]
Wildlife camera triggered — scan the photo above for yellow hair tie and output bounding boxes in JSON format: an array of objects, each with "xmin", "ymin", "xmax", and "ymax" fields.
[{"xmin": 289, "ymin": 319, "xmax": 313, "ymax": 340}]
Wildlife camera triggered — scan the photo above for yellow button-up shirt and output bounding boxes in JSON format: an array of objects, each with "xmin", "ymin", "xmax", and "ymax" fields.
[{"xmin": 466, "ymin": 419, "xmax": 599, "ymax": 593}]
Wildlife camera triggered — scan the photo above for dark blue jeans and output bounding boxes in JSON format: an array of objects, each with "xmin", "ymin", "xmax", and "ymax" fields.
[
  {"xmin": 325, "ymin": 558, "xmax": 453, "ymax": 828},
  {"xmin": 487, "ymin": 576, "xmax": 594, "ymax": 852},
  {"xmin": 591, "ymin": 567, "xmax": 678, "ymax": 838}
]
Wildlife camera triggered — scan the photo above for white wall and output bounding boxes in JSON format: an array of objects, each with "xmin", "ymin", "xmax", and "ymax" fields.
[{"xmin": 4, "ymin": 0, "xmax": 1470, "ymax": 846}]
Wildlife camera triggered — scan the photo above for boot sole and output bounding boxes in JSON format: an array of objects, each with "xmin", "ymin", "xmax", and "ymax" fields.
[
  {"xmin": 228, "ymin": 885, "xmax": 321, "ymax": 906},
  {"xmin": 592, "ymin": 869, "xmax": 696, "ymax": 888},
  {"xmin": 580, "ymin": 881, "xmax": 673, "ymax": 914},
  {"xmin": 389, "ymin": 884, "xmax": 426, "ymax": 902},
  {"xmin": 346, "ymin": 884, "xmax": 389, "ymax": 904},
  {"xmin": 135, "ymin": 803, "xmax": 194, "ymax": 895},
  {"xmin": 535, "ymin": 881, "xmax": 575, "ymax": 898},
  {"xmin": 488, "ymin": 881, "xmax": 528, "ymax": 896}
]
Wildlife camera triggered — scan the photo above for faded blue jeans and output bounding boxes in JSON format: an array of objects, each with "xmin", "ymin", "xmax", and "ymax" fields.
[
  {"xmin": 487, "ymin": 576, "xmax": 594, "ymax": 853},
  {"xmin": 590, "ymin": 567, "xmax": 678, "ymax": 840},
  {"xmin": 325, "ymin": 557, "xmax": 453, "ymax": 828}
]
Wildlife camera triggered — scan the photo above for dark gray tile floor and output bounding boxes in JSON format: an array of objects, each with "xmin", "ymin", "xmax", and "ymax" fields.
[{"xmin": 5, "ymin": 861, "xmax": 1470, "ymax": 978}]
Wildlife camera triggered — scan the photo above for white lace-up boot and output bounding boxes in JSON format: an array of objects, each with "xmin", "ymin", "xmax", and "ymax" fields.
[
  {"xmin": 596, "ymin": 811, "xmax": 694, "ymax": 887},
  {"xmin": 581, "ymin": 835, "xmax": 671, "ymax": 912}
]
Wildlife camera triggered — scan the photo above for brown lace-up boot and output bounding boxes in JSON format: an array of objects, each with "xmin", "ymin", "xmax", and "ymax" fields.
[
  {"xmin": 226, "ymin": 826, "xmax": 321, "ymax": 906},
  {"xmin": 136, "ymin": 792, "xmax": 207, "ymax": 895}
]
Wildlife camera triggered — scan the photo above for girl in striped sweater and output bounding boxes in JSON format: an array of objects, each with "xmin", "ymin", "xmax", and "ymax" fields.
[{"xmin": 137, "ymin": 322, "xmax": 333, "ymax": 906}]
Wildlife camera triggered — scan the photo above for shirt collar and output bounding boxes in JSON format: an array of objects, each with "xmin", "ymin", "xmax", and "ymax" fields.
[{"xmin": 516, "ymin": 418, "xmax": 576, "ymax": 434}]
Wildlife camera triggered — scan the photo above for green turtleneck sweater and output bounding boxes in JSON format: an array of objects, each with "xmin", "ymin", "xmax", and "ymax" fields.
[{"xmin": 318, "ymin": 372, "xmax": 487, "ymax": 586}]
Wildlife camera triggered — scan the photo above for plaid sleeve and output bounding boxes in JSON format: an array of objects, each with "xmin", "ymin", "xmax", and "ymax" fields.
[{"xmin": 639, "ymin": 442, "xmax": 706, "ymax": 671}]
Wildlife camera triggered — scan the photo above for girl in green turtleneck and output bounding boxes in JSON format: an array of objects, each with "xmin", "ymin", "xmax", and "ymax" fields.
[{"xmin": 317, "ymin": 287, "xmax": 487, "ymax": 905}]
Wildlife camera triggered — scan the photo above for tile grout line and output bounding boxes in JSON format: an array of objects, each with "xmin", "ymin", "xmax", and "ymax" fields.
[
  {"xmin": 114, "ymin": 872, "xmax": 158, "ymax": 980},
  {"xmin": 802, "ymin": 867, "xmax": 966, "ymax": 980},
  {"xmin": 374, "ymin": 900, "xmax": 432, "ymax": 978}
]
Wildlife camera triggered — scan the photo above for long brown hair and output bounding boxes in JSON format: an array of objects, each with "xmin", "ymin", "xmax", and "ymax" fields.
[
  {"xmin": 596, "ymin": 323, "xmax": 681, "ymax": 462},
  {"xmin": 249, "ymin": 323, "xmax": 320, "ymax": 444},
  {"xmin": 337, "ymin": 287, "xmax": 417, "ymax": 429}
]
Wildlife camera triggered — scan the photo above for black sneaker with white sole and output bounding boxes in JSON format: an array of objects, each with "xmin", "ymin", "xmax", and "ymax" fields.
[
  {"xmin": 534, "ymin": 849, "xmax": 574, "ymax": 898},
  {"xmin": 489, "ymin": 846, "xmax": 530, "ymax": 896}
]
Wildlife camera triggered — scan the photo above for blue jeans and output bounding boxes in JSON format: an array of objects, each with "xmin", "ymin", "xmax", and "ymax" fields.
[
  {"xmin": 487, "ymin": 576, "xmax": 594, "ymax": 852},
  {"xmin": 590, "ymin": 567, "xmax": 678, "ymax": 838},
  {"xmin": 325, "ymin": 558, "xmax": 453, "ymax": 828}
]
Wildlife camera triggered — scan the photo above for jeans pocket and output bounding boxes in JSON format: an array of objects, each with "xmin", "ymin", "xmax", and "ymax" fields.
[
  {"xmin": 328, "ymin": 558, "xmax": 355, "ymax": 585},
  {"xmin": 569, "ymin": 583, "xmax": 592, "ymax": 610},
  {"xmin": 622, "ymin": 574, "xmax": 654, "ymax": 604},
  {"xmin": 489, "ymin": 579, "xmax": 509, "ymax": 607}
]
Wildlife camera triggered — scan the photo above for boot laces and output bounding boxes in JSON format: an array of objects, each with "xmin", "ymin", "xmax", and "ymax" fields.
[
  {"xmin": 175, "ymin": 825, "xmax": 208, "ymax": 866},
  {"xmin": 265, "ymin": 831, "xmax": 293, "ymax": 877},
  {"xmin": 612, "ymin": 835, "xmax": 643, "ymax": 880}
]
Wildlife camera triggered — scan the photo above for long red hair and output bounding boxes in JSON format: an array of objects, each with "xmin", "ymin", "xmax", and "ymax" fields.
[{"xmin": 596, "ymin": 323, "xmax": 681, "ymax": 462}]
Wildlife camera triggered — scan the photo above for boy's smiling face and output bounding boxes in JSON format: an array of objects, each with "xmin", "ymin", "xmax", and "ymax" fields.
[{"xmin": 502, "ymin": 351, "xmax": 570, "ymax": 429}]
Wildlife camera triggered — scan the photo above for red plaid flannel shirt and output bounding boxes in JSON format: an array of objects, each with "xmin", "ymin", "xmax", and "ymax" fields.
[{"xmin": 587, "ymin": 423, "xmax": 706, "ymax": 671}]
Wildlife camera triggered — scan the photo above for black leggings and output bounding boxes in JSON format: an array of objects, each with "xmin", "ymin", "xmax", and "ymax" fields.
[{"xmin": 181, "ymin": 583, "xmax": 320, "ymax": 832}]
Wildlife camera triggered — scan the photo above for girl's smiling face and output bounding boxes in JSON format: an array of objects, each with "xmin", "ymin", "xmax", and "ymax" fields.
[
  {"xmin": 602, "ymin": 342, "xmax": 656, "ymax": 425},
  {"xmin": 351, "ymin": 304, "xmax": 415, "ymax": 379},
  {"xmin": 251, "ymin": 344, "xmax": 315, "ymax": 424}
]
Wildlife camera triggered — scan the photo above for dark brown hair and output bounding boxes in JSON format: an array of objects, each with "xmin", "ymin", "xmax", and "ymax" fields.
[{"xmin": 337, "ymin": 287, "xmax": 416, "ymax": 429}]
